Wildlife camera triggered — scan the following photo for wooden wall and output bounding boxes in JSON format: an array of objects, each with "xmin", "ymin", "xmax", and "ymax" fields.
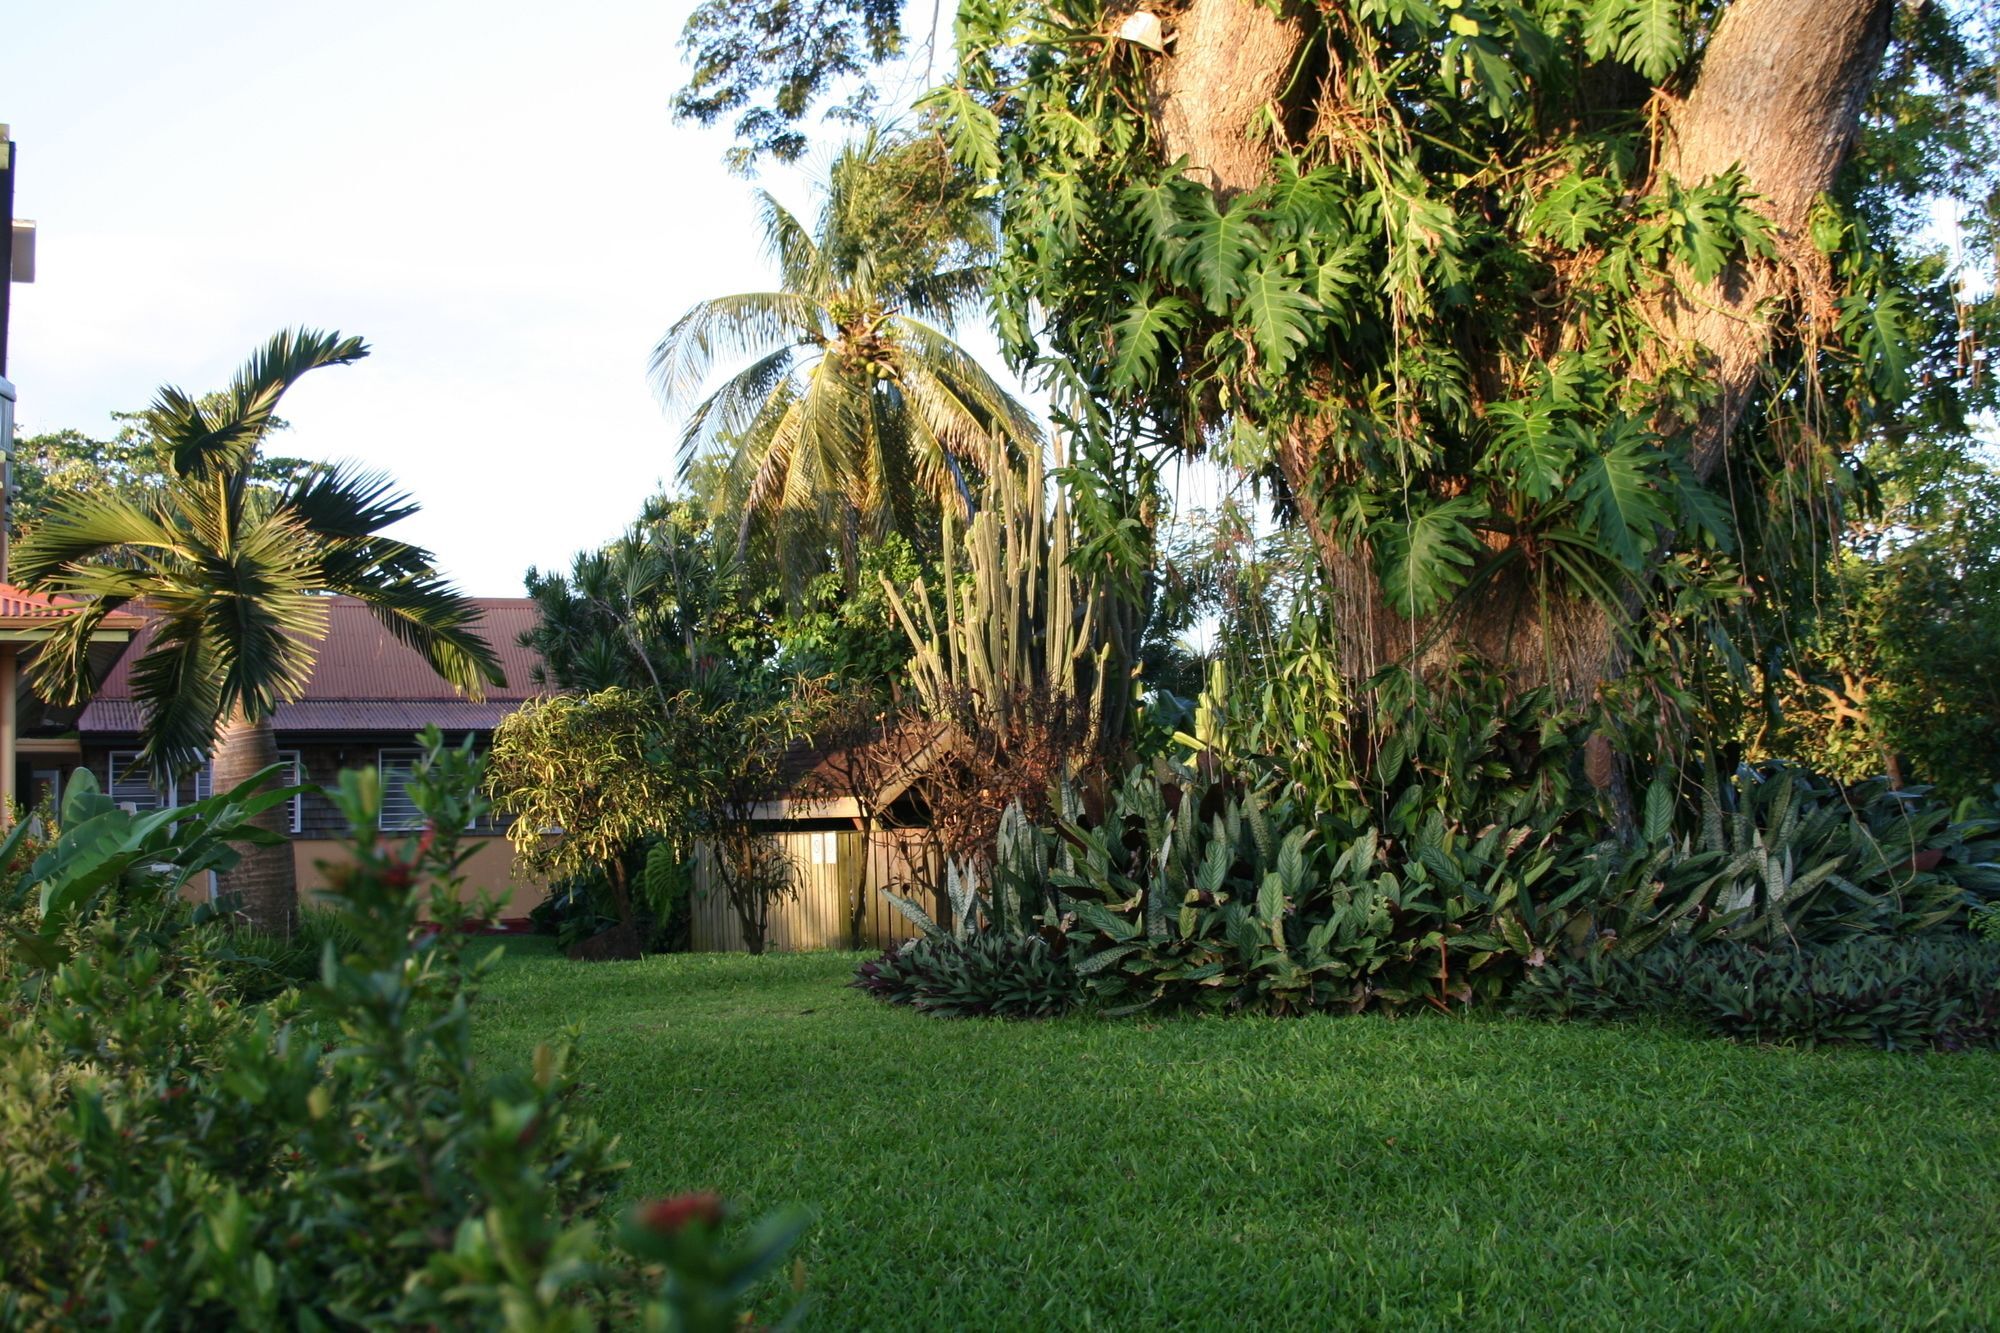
[{"xmin": 689, "ymin": 827, "xmax": 944, "ymax": 953}]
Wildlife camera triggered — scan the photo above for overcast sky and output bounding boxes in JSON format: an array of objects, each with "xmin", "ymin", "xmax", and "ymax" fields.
[{"xmin": 6, "ymin": 0, "xmax": 962, "ymax": 595}]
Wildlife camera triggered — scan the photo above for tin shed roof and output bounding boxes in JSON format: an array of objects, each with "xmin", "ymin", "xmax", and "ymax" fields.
[{"xmin": 78, "ymin": 596, "xmax": 545, "ymax": 736}]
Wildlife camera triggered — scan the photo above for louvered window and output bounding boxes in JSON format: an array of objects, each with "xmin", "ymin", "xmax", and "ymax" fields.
[
  {"xmin": 105, "ymin": 752, "xmax": 170, "ymax": 813},
  {"xmin": 189, "ymin": 753, "xmax": 304, "ymax": 833},
  {"xmin": 109, "ymin": 751, "xmax": 304, "ymax": 831},
  {"xmin": 378, "ymin": 749, "xmax": 425, "ymax": 831}
]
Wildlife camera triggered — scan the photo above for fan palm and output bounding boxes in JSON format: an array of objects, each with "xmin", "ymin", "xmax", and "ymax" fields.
[
  {"xmin": 16, "ymin": 328, "xmax": 504, "ymax": 936},
  {"xmin": 649, "ymin": 131, "xmax": 1040, "ymax": 575}
]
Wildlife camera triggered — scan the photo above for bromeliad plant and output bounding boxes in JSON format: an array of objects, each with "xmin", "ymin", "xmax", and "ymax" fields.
[
  {"xmin": 860, "ymin": 803, "xmax": 1084, "ymax": 1019},
  {"xmin": 1518, "ymin": 763, "xmax": 2000, "ymax": 967},
  {"xmin": 1044, "ymin": 761, "xmax": 1561, "ymax": 1016}
]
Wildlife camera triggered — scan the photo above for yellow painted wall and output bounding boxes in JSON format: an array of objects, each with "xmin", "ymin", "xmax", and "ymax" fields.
[{"xmin": 294, "ymin": 837, "xmax": 548, "ymax": 918}]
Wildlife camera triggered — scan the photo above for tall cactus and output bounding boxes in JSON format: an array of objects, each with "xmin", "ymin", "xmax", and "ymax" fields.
[{"xmin": 883, "ymin": 438, "xmax": 1135, "ymax": 761}]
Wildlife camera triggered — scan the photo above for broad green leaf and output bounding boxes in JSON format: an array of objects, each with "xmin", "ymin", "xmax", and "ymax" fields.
[
  {"xmin": 920, "ymin": 84, "xmax": 1001, "ymax": 182},
  {"xmin": 1567, "ymin": 422, "xmax": 1669, "ymax": 569},
  {"xmin": 1124, "ymin": 173, "xmax": 1191, "ymax": 269},
  {"xmin": 1174, "ymin": 196, "xmax": 1264, "ymax": 314},
  {"xmin": 1109, "ymin": 288, "xmax": 1192, "ymax": 392},
  {"xmin": 1524, "ymin": 170, "xmax": 1614, "ymax": 249},
  {"xmin": 1236, "ymin": 262, "xmax": 1319, "ymax": 372},
  {"xmin": 1377, "ymin": 496, "xmax": 1489, "ymax": 618},
  {"xmin": 1586, "ymin": 0, "xmax": 1685, "ymax": 82},
  {"xmin": 1487, "ymin": 399, "xmax": 1571, "ymax": 501}
]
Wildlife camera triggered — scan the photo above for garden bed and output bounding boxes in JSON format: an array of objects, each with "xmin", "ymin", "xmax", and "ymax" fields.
[{"xmin": 472, "ymin": 946, "xmax": 2000, "ymax": 1329}]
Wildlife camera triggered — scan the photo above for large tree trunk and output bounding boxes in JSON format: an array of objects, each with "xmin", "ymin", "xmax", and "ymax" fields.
[
  {"xmin": 1651, "ymin": 0, "xmax": 1896, "ymax": 482},
  {"xmin": 1150, "ymin": 0, "xmax": 1895, "ymax": 697},
  {"xmin": 210, "ymin": 706, "xmax": 299, "ymax": 937}
]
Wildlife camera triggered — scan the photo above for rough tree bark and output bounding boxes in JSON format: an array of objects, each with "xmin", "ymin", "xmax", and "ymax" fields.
[
  {"xmin": 1147, "ymin": 0, "xmax": 1896, "ymax": 698},
  {"xmin": 1651, "ymin": 0, "xmax": 1896, "ymax": 482},
  {"xmin": 210, "ymin": 705, "xmax": 299, "ymax": 937}
]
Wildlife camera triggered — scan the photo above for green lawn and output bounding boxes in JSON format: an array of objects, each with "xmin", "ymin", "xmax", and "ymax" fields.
[{"xmin": 472, "ymin": 943, "xmax": 2000, "ymax": 1330}]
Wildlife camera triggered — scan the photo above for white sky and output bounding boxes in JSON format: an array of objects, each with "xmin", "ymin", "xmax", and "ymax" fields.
[{"xmin": 4, "ymin": 0, "xmax": 898, "ymax": 595}]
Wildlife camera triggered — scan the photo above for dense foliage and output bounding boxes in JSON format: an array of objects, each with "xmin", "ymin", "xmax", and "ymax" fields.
[
  {"xmin": 650, "ymin": 131, "xmax": 1036, "ymax": 578},
  {"xmin": 928, "ymin": 0, "xmax": 1992, "ymax": 673},
  {"xmin": 9, "ymin": 408, "xmax": 314, "ymax": 542},
  {"xmin": 0, "ymin": 734, "xmax": 802, "ymax": 1327},
  {"xmin": 1511, "ymin": 934, "xmax": 2000, "ymax": 1050},
  {"xmin": 506, "ymin": 474, "xmax": 877, "ymax": 957},
  {"xmin": 860, "ymin": 660, "xmax": 2000, "ymax": 1042},
  {"xmin": 675, "ymin": 0, "xmax": 2000, "ymax": 799}
]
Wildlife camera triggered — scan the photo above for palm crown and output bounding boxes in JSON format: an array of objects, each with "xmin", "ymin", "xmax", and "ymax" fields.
[
  {"xmin": 16, "ymin": 328, "xmax": 505, "ymax": 775},
  {"xmin": 649, "ymin": 132, "xmax": 1040, "ymax": 563}
]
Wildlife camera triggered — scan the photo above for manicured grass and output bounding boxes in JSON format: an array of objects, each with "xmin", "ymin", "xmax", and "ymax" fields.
[{"xmin": 472, "ymin": 947, "xmax": 2000, "ymax": 1329}]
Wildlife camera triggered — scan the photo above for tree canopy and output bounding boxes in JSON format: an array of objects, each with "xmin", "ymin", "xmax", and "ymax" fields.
[{"xmin": 649, "ymin": 131, "xmax": 1040, "ymax": 580}]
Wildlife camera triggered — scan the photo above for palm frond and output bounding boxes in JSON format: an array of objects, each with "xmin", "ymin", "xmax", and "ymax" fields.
[
  {"xmin": 127, "ymin": 609, "xmax": 228, "ymax": 775},
  {"xmin": 11, "ymin": 490, "xmax": 190, "ymax": 586},
  {"xmin": 756, "ymin": 190, "xmax": 827, "ymax": 296},
  {"xmin": 742, "ymin": 393, "xmax": 810, "ymax": 521},
  {"xmin": 892, "ymin": 381, "xmax": 976, "ymax": 521},
  {"xmin": 200, "ymin": 513, "xmax": 328, "ymax": 720},
  {"xmin": 356, "ymin": 581, "xmax": 507, "ymax": 695},
  {"xmin": 159, "ymin": 328, "xmax": 368, "ymax": 478},
  {"xmin": 900, "ymin": 263, "xmax": 992, "ymax": 329},
  {"xmin": 779, "ymin": 363, "xmax": 871, "ymax": 519},
  {"xmin": 648, "ymin": 292, "xmax": 828, "ymax": 408},
  {"xmin": 676, "ymin": 346, "xmax": 803, "ymax": 476},
  {"xmin": 25, "ymin": 597, "xmax": 144, "ymax": 707},
  {"xmin": 893, "ymin": 316, "xmax": 1041, "ymax": 446},
  {"xmin": 895, "ymin": 358, "xmax": 1003, "ymax": 481},
  {"xmin": 279, "ymin": 462, "xmax": 419, "ymax": 539}
]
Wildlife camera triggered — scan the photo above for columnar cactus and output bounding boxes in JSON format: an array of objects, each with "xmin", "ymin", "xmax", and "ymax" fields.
[{"xmin": 882, "ymin": 437, "xmax": 1134, "ymax": 759}]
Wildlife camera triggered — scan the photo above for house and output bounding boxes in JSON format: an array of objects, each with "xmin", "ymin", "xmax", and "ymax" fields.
[
  {"xmin": 0, "ymin": 581, "xmax": 144, "ymax": 810},
  {"xmin": 73, "ymin": 597, "xmax": 550, "ymax": 917}
]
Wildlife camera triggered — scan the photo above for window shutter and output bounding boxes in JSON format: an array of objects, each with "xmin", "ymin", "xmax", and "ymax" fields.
[
  {"xmin": 379, "ymin": 749, "xmax": 424, "ymax": 831},
  {"xmin": 276, "ymin": 751, "xmax": 304, "ymax": 833},
  {"xmin": 188, "ymin": 755, "xmax": 299, "ymax": 830},
  {"xmin": 106, "ymin": 752, "xmax": 170, "ymax": 813}
]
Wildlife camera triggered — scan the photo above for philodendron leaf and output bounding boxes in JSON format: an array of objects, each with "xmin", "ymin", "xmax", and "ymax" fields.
[
  {"xmin": 1568, "ymin": 420, "xmax": 1669, "ymax": 570},
  {"xmin": 1236, "ymin": 260, "xmax": 1318, "ymax": 373},
  {"xmin": 1376, "ymin": 496, "xmax": 1489, "ymax": 618}
]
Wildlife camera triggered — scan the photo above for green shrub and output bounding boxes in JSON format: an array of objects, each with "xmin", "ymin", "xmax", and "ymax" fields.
[
  {"xmin": 1975, "ymin": 904, "xmax": 2000, "ymax": 942},
  {"xmin": 222, "ymin": 908, "xmax": 368, "ymax": 1003},
  {"xmin": 852, "ymin": 933, "xmax": 1082, "ymax": 1018},
  {"xmin": 857, "ymin": 718, "xmax": 1997, "ymax": 1035},
  {"xmin": 1510, "ymin": 935, "xmax": 2000, "ymax": 1050},
  {"xmin": 1042, "ymin": 762, "xmax": 1564, "ymax": 1015},
  {"xmin": 0, "ymin": 731, "xmax": 803, "ymax": 1328},
  {"xmin": 1509, "ymin": 765, "xmax": 2000, "ymax": 971},
  {"xmin": 863, "ymin": 808, "xmax": 1082, "ymax": 1018}
]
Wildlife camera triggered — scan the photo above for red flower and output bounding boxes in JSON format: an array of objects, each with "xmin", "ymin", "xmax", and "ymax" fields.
[{"xmin": 638, "ymin": 1192, "xmax": 725, "ymax": 1235}]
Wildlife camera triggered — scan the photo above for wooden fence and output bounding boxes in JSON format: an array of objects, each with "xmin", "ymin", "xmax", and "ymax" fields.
[{"xmin": 688, "ymin": 827, "xmax": 944, "ymax": 953}]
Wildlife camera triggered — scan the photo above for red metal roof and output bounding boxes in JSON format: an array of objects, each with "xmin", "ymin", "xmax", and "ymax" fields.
[
  {"xmin": 0, "ymin": 582, "xmax": 146, "ymax": 626},
  {"xmin": 79, "ymin": 596, "xmax": 546, "ymax": 736}
]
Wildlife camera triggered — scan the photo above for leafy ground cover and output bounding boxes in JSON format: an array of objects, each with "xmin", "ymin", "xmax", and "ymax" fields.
[{"xmin": 472, "ymin": 944, "xmax": 2000, "ymax": 1329}]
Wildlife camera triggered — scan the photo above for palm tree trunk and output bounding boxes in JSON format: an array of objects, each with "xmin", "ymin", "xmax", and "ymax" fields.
[{"xmin": 211, "ymin": 705, "xmax": 300, "ymax": 937}]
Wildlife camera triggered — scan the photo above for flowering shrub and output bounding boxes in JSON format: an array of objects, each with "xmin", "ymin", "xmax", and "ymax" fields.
[{"xmin": 0, "ymin": 729, "xmax": 803, "ymax": 1328}]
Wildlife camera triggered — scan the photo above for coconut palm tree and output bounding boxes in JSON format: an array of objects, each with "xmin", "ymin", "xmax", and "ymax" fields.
[
  {"xmin": 16, "ymin": 328, "xmax": 504, "ymax": 936},
  {"xmin": 649, "ymin": 131, "xmax": 1040, "ymax": 574}
]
